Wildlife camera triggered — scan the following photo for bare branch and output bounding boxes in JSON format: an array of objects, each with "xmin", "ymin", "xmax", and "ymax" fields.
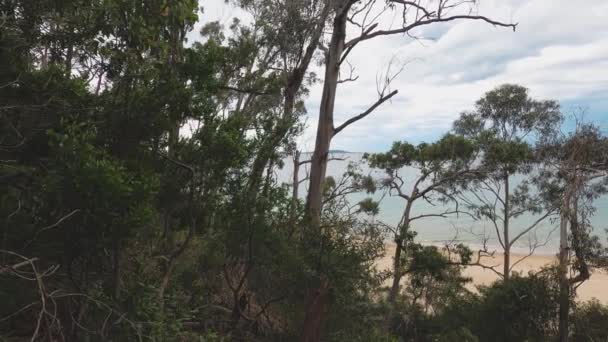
[
  {"xmin": 391, "ymin": 0, "xmax": 434, "ymax": 18},
  {"xmin": 23, "ymin": 209, "xmax": 81, "ymax": 248},
  {"xmin": 332, "ymin": 89, "xmax": 398, "ymax": 136},
  {"xmin": 509, "ymin": 211, "xmax": 555, "ymax": 247},
  {"xmin": 509, "ymin": 225, "xmax": 556, "ymax": 272},
  {"xmin": 445, "ymin": 241, "xmax": 503, "ymax": 278},
  {"xmin": 157, "ymin": 151, "xmax": 195, "ymax": 174},
  {"xmin": 219, "ymin": 85, "xmax": 272, "ymax": 96},
  {"xmin": 0, "ymin": 257, "xmax": 39, "ymax": 274},
  {"xmin": 345, "ymin": 14, "xmax": 516, "ymax": 51},
  {"xmin": 337, "ymin": 59, "xmax": 360, "ymax": 84},
  {"xmin": 409, "ymin": 208, "xmax": 474, "ymax": 222},
  {"xmin": 340, "ymin": 23, "xmax": 378, "ymax": 65},
  {"xmin": 299, "ymin": 156, "xmax": 347, "ymax": 166}
]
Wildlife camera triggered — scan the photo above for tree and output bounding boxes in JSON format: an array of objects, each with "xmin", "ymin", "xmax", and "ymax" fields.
[
  {"xmin": 572, "ymin": 300, "xmax": 608, "ymax": 342},
  {"xmin": 5, "ymin": 1, "xmax": 600, "ymax": 341},
  {"xmin": 474, "ymin": 272, "xmax": 560, "ymax": 342},
  {"xmin": 453, "ymin": 84, "xmax": 561, "ymax": 280},
  {"xmin": 302, "ymin": 3, "xmax": 516, "ymax": 339},
  {"xmin": 390, "ymin": 244, "xmax": 473, "ymax": 342},
  {"xmin": 365, "ymin": 134, "xmax": 479, "ymax": 325},
  {"xmin": 305, "ymin": 1, "xmax": 517, "ymax": 228},
  {"xmin": 197, "ymin": 2, "xmax": 337, "ymax": 333},
  {"xmin": 536, "ymin": 122, "xmax": 608, "ymax": 342},
  {"xmin": 223, "ymin": 0, "xmax": 331, "ymax": 197},
  {"xmin": 0, "ymin": 1, "xmax": 247, "ymax": 339}
]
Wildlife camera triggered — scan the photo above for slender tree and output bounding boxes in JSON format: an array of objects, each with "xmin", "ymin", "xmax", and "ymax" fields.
[
  {"xmin": 305, "ymin": 0, "xmax": 517, "ymax": 226},
  {"xmin": 302, "ymin": 3, "xmax": 516, "ymax": 339},
  {"xmin": 453, "ymin": 84, "xmax": 561, "ymax": 280},
  {"xmin": 537, "ymin": 123, "xmax": 608, "ymax": 342},
  {"xmin": 366, "ymin": 134, "xmax": 479, "ymax": 327}
]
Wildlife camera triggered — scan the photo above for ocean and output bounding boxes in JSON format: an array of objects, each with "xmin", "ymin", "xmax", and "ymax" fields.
[{"xmin": 276, "ymin": 152, "xmax": 608, "ymax": 255}]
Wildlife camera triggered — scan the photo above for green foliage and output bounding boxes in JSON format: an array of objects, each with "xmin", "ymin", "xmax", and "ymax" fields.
[
  {"xmin": 454, "ymin": 83, "xmax": 561, "ymax": 176},
  {"xmin": 572, "ymin": 300, "xmax": 608, "ymax": 342},
  {"xmin": 365, "ymin": 133, "xmax": 477, "ymax": 175},
  {"xmin": 404, "ymin": 245, "xmax": 471, "ymax": 310},
  {"xmin": 451, "ymin": 84, "xmax": 564, "ymax": 273},
  {"xmin": 391, "ymin": 271, "xmax": 562, "ymax": 342},
  {"xmin": 473, "ymin": 272, "xmax": 560, "ymax": 342},
  {"xmin": 1, "ymin": 1, "xmax": 605, "ymax": 342},
  {"xmin": 388, "ymin": 243, "xmax": 473, "ymax": 337},
  {"xmin": 455, "ymin": 84, "xmax": 561, "ymax": 139}
]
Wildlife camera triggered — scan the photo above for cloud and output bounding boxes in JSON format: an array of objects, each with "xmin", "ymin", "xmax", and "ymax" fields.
[
  {"xmin": 198, "ymin": 0, "xmax": 608, "ymax": 152},
  {"xmin": 317, "ymin": 0, "xmax": 608, "ymax": 152}
]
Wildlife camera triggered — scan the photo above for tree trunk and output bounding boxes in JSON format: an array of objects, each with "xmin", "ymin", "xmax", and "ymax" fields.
[
  {"xmin": 300, "ymin": 279, "xmax": 329, "ymax": 342},
  {"xmin": 293, "ymin": 150, "xmax": 300, "ymax": 202},
  {"xmin": 300, "ymin": 5, "xmax": 349, "ymax": 342},
  {"xmin": 158, "ymin": 257, "xmax": 177, "ymax": 310},
  {"xmin": 384, "ymin": 238, "xmax": 403, "ymax": 331},
  {"xmin": 387, "ymin": 239, "xmax": 404, "ymax": 307},
  {"xmin": 247, "ymin": 91, "xmax": 296, "ymax": 196},
  {"xmin": 387, "ymin": 200, "xmax": 413, "ymax": 303},
  {"xmin": 157, "ymin": 122, "xmax": 181, "ymax": 308},
  {"xmin": 558, "ymin": 188, "xmax": 573, "ymax": 342},
  {"xmin": 247, "ymin": 0, "xmax": 329, "ymax": 199},
  {"xmin": 503, "ymin": 173, "xmax": 510, "ymax": 280},
  {"xmin": 385, "ymin": 200, "xmax": 413, "ymax": 330},
  {"xmin": 558, "ymin": 212, "xmax": 569, "ymax": 342},
  {"xmin": 290, "ymin": 150, "xmax": 301, "ymax": 228},
  {"xmin": 168, "ymin": 123, "xmax": 179, "ymax": 157},
  {"xmin": 113, "ymin": 244, "xmax": 121, "ymax": 300},
  {"xmin": 305, "ymin": 4, "xmax": 347, "ymax": 227}
]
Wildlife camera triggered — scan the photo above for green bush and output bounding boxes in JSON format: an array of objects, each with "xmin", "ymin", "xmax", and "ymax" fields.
[
  {"xmin": 472, "ymin": 273, "xmax": 559, "ymax": 342},
  {"xmin": 572, "ymin": 299, "xmax": 608, "ymax": 342}
]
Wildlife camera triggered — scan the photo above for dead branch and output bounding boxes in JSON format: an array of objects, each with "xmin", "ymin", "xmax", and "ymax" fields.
[
  {"xmin": 0, "ymin": 257, "xmax": 40, "ymax": 275},
  {"xmin": 157, "ymin": 151, "xmax": 195, "ymax": 174},
  {"xmin": 345, "ymin": 15, "xmax": 516, "ymax": 51},
  {"xmin": 1, "ymin": 250, "xmax": 144, "ymax": 341},
  {"xmin": 510, "ymin": 224, "xmax": 557, "ymax": 273},
  {"xmin": 332, "ymin": 89, "xmax": 398, "ymax": 136},
  {"xmin": 23, "ymin": 209, "xmax": 81, "ymax": 248},
  {"xmin": 337, "ymin": 60, "xmax": 360, "ymax": 84},
  {"xmin": 508, "ymin": 210, "xmax": 555, "ymax": 248},
  {"xmin": 219, "ymin": 85, "xmax": 273, "ymax": 96}
]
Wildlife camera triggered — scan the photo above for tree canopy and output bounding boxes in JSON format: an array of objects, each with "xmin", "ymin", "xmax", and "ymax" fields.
[{"xmin": 1, "ymin": 1, "xmax": 607, "ymax": 342}]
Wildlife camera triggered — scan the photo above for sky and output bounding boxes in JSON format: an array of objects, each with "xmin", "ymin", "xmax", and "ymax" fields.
[{"xmin": 196, "ymin": 0, "xmax": 608, "ymax": 153}]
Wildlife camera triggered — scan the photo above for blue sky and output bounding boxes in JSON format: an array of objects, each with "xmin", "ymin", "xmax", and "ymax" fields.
[{"xmin": 199, "ymin": 0, "xmax": 608, "ymax": 153}]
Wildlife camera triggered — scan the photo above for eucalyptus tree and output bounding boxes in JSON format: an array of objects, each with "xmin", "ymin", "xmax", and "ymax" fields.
[
  {"xmin": 301, "ymin": 2, "xmax": 517, "ymax": 339},
  {"xmin": 0, "ymin": 0, "xmax": 213, "ymax": 339},
  {"xmin": 217, "ymin": 0, "xmax": 331, "ymax": 196},
  {"xmin": 453, "ymin": 84, "xmax": 562, "ymax": 280},
  {"xmin": 365, "ymin": 134, "xmax": 479, "ymax": 325},
  {"xmin": 200, "ymin": 1, "xmax": 335, "ymax": 331},
  {"xmin": 305, "ymin": 0, "xmax": 517, "ymax": 226},
  {"xmin": 536, "ymin": 123, "xmax": 608, "ymax": 342}
]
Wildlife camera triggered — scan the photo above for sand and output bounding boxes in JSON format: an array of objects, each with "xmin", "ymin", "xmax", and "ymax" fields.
[{"xmin": 378, "ymin": 243, "xmax": 608, "ymax": 303}]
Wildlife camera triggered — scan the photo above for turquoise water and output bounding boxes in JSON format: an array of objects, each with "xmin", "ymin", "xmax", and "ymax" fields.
[{"xmin": 277, "ymin": 153, "xmax": 608, "ymax": 255}]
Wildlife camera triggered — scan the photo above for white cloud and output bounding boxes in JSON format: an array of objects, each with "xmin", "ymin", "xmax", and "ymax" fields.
[{"xmin": 197, "ymin": 0, "xmax": 608, "ymax": 152}]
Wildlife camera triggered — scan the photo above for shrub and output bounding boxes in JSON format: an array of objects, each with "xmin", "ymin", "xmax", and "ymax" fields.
[{"xmin": 572, "ymin": 299, "xmax": 608, "ymax": 342}]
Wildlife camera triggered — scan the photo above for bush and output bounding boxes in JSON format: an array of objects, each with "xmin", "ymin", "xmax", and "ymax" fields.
[
  {"xmin": 472, "ymin": 273, "xmax": 559, "ymax": 342},
  {"xmin": 572, "ymin": 299, "xmax": 608, "ymax": 342}
]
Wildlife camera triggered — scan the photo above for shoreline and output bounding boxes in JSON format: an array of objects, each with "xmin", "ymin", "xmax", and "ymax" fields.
[
  {"xmin": 379, "ymin": 243, "xmax": 608, "ymax": 303},
  {"xmin": 408, "ymin": 239, "xmax": 561, "ymax": 256}
]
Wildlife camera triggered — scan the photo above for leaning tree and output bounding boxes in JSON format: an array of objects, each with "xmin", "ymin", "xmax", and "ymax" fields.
[
  {"xmin": 536, "ymin": 122, "xmax": 608, "ymax": 342},
  {"xmin": 365, "ymin": 134, "xmax": 479, "ymax": 325}
]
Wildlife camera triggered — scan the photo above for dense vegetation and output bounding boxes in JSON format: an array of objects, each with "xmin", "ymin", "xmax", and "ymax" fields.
[{"xmin": 1, "ymin": 1, "xmax": 607, "ymax": 341}]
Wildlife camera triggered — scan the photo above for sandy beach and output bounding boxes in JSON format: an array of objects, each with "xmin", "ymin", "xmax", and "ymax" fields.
[{"xmin": 379, "ymin": 243, "xmax": 608, "ymax": 303}]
